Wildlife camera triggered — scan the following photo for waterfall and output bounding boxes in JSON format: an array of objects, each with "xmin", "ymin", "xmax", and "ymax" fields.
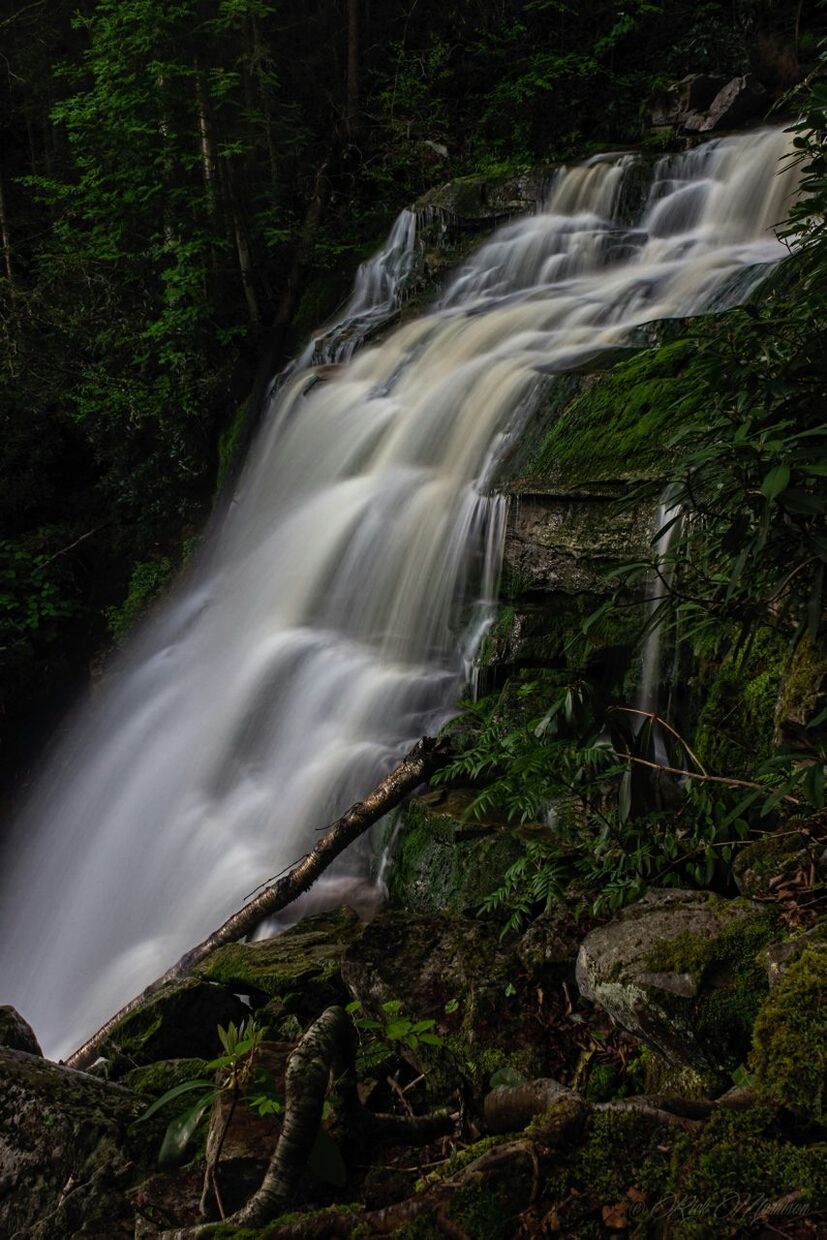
[
  {"xmin": 637, "ymin": 484, "xmax": 683, "ymax": 721},
  {"xmin": 292, "ymin": 209, "xmax": 418, "ymax": 370},
  {"xmin": 0, "ymin": 127, "xmax": 801, "ymax": 1060}
]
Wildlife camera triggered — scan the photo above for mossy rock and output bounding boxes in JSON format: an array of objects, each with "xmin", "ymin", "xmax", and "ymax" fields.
[
  {"xmin": 415, "ymin": 170, "xmax": 547, "ymax": 224},
  {"xmin": 517, "ymin": 337, "xmax": 703, "ymax": 486},
  {"xmin": 0, "ymin": 1005, "xmax": 42, "ymax": 1056},
  {"xmin": 123, "ymin": 1056, "xmax": 212, "ymax": 1165},
  {"xmin": 776, "ymin": 633, "xmax": 827, "ymax": 736},
  {"xmin": 576, "ymin": 889, "xmax": 779, "ymax": 1086},
  {"xmin": 97, "ymin": 978, "xmax": 248, "ymax": 1076},
  {"xmin": 751, "ymin": 940, "xmax": 827, "ymax": 1124},
  {"xmin": 0, "ymin": 1046, "xmax": 140, "ymax": 1239},
  {"xmin": 692, "ymin": 627, "xmax": 787, "ymax": 781},
  {"xmin": 386, "ymin": 791, "xmax": 522, "ymax": 916},
  {"xmin": 499, "ymin": 489, "xmax": 654, "ymax": 599},
  {"xmin": 195, "ymin": 909, "xmax": 363, "ymax": 1022}
]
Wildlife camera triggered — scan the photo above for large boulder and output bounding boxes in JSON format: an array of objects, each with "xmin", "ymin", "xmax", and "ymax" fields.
[
  {"xmin": 97, "ymin": 977, "xmax": 248, "ymax": 1075},
  {"xmin": 691, "ymin": 74, "xmax": 768, "ymax": 132},
  {"xmin": 650, "ymin": 73, "xmax": 767, "ymax": 133},
  {"xmin": 0, "ymin": 1047, "xmax": 139, "ymax": 1239},
  {"xmin": 575, "ymin": 890, "xmax": 778, "ymax": 1086},
  {"xmin": 0, "ymin": 1006, "xmax": 42, "ymax": 1056},
  {"xmin": 195, "ymin": 908, "xmax": 363, "ymax": 1030}
]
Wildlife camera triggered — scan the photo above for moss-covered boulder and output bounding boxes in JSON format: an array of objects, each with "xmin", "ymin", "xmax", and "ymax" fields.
[
  {"xmin": 386, "ymin": 791, "xmax": 522, "ymax": 916},
  {"xmin": 98, "ymin": 977, "xmax": 248, "ymax": 1075},
  {"xmin": 576, "ymin": 890, "xmax": 778, "ymax": 1087},
  {"xmin": 0, "ymin": 1046, "xmax": 140, "ymax": 1239},
  {"xmin": 195, "ymin": 909, "xmax": 363, "ymax": 1025},
  {"xmin": 751, "ymin": 940, "xmax": 827, "ymax": 1124}
]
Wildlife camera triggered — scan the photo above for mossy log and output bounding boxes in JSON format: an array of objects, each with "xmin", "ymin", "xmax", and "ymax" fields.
[{"xmin": 67, "ymin": 736, "xmax": 450, "ymax": 1072}]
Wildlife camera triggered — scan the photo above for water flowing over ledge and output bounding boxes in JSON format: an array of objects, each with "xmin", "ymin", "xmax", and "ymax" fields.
[{"xmin": 0, "ymin": 127, "xmax": 801, "ymax": 1060}]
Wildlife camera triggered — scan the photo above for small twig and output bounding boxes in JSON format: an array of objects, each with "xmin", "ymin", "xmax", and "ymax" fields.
[
  {"xmin": 387, "ymin": 1073, "xmax": 415, "ymax": 1118},
  {"xmin": 39, "ymin": 524, "xmax": 108, "ymax": 569},
  {"xmin": 611, "ymin": 750, "xmax": 801, "ymax": 805}
]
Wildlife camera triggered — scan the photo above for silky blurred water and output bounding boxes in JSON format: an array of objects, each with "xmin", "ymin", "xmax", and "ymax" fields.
[{"xmin": 0, "ymin": 127, "xmax": 800, "ymax": 1059}]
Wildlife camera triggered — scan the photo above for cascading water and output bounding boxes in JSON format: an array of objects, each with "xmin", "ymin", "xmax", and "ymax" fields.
[
  {"xmin": 0, "ymin": 127, "xmax": 801, "ymax": 1060},
  {"xmin": 292, "ymin": 209, "xmax": 418, "ymax": 371},
  {"xmin": 637, "ymin": 484, "xmax": 683, "ymax": 721}
]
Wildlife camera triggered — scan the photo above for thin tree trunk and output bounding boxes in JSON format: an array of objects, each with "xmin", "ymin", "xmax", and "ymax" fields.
[
  {"xmin": 195, "ymin": 68, "xmax": 218, "ymax": 215},
  {"xmin": 233, "ymin": 208, "xmax": 261, "ymax": 326},
  {"xmin": 346, "ymin": 0, "xmax": 360, "ymax": 136},
  {"xmin": 0, "ymin": 168, "xmax": 16, "ymax": 301},
  {"xmin": 65, "ymin": 736, "xmax": 450, "ymax": 1071}
]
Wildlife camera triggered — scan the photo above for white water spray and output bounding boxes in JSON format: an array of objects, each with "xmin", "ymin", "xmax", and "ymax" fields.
[{"xmin": 0, "ymin": 128, "xmax": 800, "ymax": 1059}]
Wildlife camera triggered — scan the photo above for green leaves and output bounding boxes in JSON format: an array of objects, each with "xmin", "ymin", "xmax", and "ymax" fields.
[
  {"xmin": 761, "ymin": 464, "xmax": 790, "ymax": 502},
  {"xmin": 345, "ymin": 999, "xmax": 443, "ymax": 1070},
  {"xmin": 137, "ymin": 1015, "xmax": 272, "ymax": 1167}
]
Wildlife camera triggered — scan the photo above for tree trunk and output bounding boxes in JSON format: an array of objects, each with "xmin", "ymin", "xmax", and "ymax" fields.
[
  {"xmin": 66, "ymin": 736, "xmax": 450, "ymax": 1071},
  {"xmin": 0, "ymin": 168, "xmax": 16, "ymax": 301},
  {"xmin": 233, "ymin": 208, "xmax": 261, "ymax": 326},
  {"xmin": 346, "ymin": 0, "xmax": 360, "ymax": 136},
  {"xmin": 194, "ymin": 68, "xmax": 218, "ymax": 215}
]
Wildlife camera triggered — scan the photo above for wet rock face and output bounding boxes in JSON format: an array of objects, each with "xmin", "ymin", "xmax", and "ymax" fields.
[
  {"xmin": 385, "ymin": 791, "xmax": 522, "ymax": 916},
  {"xmin": 0, "ymin": 1006, "xmax": 42, "ymax": 1056},
  {"xmin": 575, "ymin": 890, "xmax": 777, "ymax": 1086},
  {"xmin": 502, "ymin": 490, "xmax": 652, "ymax": 596},
  {"xmin": 0, "ymin": 1047, "xmax": 139, "ymax": 1239}
]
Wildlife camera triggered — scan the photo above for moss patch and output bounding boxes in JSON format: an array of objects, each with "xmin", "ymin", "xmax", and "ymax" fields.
[
  {"xmin": 106, "ymin": 556, "xmax": 173, "ymax": 645},
  {"xmin": 525, "ymin": 338, "xmax": 701, "ymax": 484},
  {"xmin": 216, "ymin": 399, "xmax": 252, "ymax": 494},
  {"xmin": 644, "ymin": 899, "xmax": 779, "ymax": 1076},
  {"xmin": 195, "ymin": 910, "xmax": 362, "ymax": 1022},
  {"xmin": 692, "ymin": 627, "xmax": 787, "ymax": 781},
  {"xmin": 751, "ymin": 941, "xmax": 827, "ymax": 1125}
]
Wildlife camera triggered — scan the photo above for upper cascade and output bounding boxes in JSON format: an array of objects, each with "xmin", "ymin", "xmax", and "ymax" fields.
[{"xmin": 0, "ymin": 126, "xmax": 801, "ymax": 1060}]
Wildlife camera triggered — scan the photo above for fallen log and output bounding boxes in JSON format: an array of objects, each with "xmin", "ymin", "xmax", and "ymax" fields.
[{"xmin": 66, "ymin": 736, "xmax": 450, "ymax": 1072}]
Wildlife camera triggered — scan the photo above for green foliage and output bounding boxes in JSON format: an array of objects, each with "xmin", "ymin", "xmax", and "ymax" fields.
[
  {"xmin": 345, "ymin": 999, "xmax": 443, "ymax": 1072},
  {"xmin": 438, "ymin": 679, "xmax": 769, "ymax": 927},
  {"xmin": 136, "ymin": 1016, "xmax": 277, "ymax": 1166},
  {"xmin": 106, "ymin": 557, "xmax": 173, "ymax": 645},
  {"xmin": 0, "ymin": 542, "xmax": 78, "ymax": 644}
]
